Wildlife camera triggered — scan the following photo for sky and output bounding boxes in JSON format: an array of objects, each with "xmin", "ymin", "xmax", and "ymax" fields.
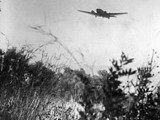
[{"xmin": 0, "ymin": 0, "xmax": 160, "ymax": 75}]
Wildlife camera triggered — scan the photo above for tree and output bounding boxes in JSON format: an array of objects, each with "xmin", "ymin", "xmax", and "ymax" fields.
[
  {"xmin": 125, "ymin": 50, "xmax": 160, "ymax": 120},
  {"xmin": 76, "ymin": 52, "xmax": 137, "ymax": 120}
]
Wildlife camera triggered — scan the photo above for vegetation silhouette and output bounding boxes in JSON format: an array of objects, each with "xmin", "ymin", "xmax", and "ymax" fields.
[{"xmin": 0, "ymin": 44, "xmax": 160, "ymax": 120}]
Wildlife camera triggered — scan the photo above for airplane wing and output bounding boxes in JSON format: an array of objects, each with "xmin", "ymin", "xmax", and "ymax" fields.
[
  {"xmin": 78, "ymin": 10, "xmax": 96, "ymax": 16},
  {"xmin": 108, "ymin": 12, "xmax": 128, "ymax": 15}
]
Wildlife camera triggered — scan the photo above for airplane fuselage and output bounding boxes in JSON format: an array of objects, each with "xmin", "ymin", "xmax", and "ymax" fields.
[{"xmin": 96, "ymin": 9, "xmax": 116, "ymax": 18}]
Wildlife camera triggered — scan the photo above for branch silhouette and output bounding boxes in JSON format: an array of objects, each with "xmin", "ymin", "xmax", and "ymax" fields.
[{"xmin": 29, "ymin": 25, "xmax": 81, "ymax": 68}]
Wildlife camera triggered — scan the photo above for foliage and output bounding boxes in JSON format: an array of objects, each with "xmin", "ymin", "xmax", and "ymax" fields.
[
  {"xmin": 0, "ymin": 46, "xmax": 83, "ymax": 120},
  {"xmin": 0, "ymin": 46, "xmax": 59, "ymax": 120},
  {"xmin": 76, "ymin": 51, "xmax": 160, "ymax": 120},
  {"xmin": 124, "ymin": 50, "xmax": 160, "ymax": 120},
  {"xmin": 0, "ymin": 46, "xmax": 160, "ymax": 120}
]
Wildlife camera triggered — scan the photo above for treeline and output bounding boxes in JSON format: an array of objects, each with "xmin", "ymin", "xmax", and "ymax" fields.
[{"xmin": 0, "ymin": 46, "xmax": 160, "ymax": 120}]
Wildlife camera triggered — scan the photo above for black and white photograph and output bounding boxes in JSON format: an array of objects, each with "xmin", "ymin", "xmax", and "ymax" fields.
[{"xmin": 0, "ymin": 0, "xmax": 160, "ymax": 120}]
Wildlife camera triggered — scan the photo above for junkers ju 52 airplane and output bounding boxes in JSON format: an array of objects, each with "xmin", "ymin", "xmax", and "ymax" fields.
[{"xmin": 78, "ymin": 9, "xmax": 128, "ymax": 19}]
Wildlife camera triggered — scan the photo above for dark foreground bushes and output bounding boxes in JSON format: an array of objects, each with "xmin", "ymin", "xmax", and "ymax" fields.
[{"xmin": 0, "ymin": 47, "xmax": 160, "ymax": 120}]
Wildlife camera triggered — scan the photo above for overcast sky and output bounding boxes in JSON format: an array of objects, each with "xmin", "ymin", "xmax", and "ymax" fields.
[{"xmin": 1, "ymin": 0, "xmax": 160, "ymax": 74}]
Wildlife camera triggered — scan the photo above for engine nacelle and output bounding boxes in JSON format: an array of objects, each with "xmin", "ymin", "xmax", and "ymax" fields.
[{"xmin": 91, "ymin": 10, "xmax": 95, "ymax": 14}]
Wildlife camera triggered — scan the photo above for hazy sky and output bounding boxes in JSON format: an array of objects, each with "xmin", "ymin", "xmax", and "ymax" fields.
[{"xmin": 1, "ymin": 0, "xmax": 160, "ymax": 74}]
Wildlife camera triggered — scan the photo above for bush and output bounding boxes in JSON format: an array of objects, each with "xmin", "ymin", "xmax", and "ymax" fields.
[{"xmin": 0, "ymin": 46, "xmax": 160, "ymax": 120}]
